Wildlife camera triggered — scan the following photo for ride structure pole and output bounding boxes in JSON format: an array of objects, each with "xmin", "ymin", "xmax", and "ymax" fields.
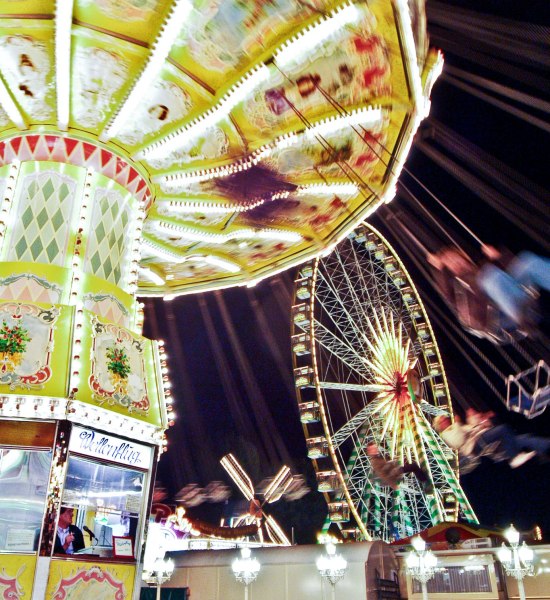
[{"xmin": 421, "ymin": 580, "xmax": 429, "ymax": 600}]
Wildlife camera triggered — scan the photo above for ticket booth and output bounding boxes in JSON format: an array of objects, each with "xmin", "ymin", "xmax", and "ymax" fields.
[
  {"xmin": 0, "ymin": 417, "xmax": 160, "ymax": 600},
  {"xmin": 60, "ymin": 425, "xmax": 151, "ymax": 557},
  {"xmin": 0, "ymin": 286, "xmax": 168, "ymax": 600}
]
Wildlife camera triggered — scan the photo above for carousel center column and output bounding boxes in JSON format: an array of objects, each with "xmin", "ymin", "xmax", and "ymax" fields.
[{"xmin": 0, "ymin": 134, "xmax": 171, "ymax": 600}]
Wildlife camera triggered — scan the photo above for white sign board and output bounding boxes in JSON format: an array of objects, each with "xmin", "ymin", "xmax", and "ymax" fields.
[
  {"xmin": 70, "ymin": 425, "xmax": 152, "ymax": 469},
  {"xmin": 6, "ymin": 528, "xmax": 36, "ymax": 551}
]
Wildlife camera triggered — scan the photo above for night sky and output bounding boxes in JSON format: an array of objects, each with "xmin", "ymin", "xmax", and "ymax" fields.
[{"xmin": 143, "ymin": 1, "xmax": 550, "ymax": 544}]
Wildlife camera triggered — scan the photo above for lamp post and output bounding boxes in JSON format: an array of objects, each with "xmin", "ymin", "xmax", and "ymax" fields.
[
  {"xmin": 405, "ymin": 536, "xmax": 438, "ymax": 600},
  {"xmin": 143, "ymin": 557, "xmax": 175, "ymax": 600},
  {"xmin": 316, "ymin": 542, "xmax": 348, "ymax": 600},
  {"xmin": 497, "ymin": 525, "xmax": 535, "ymax": 600},
  {"xmin": 232, "ymin": 547, "xmax": 261, "ymax": 600}
]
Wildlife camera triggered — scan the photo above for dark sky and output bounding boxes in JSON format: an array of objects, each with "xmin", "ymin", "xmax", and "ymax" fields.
[{"xmin": 143, "ymin": 1, "xmax": 550, "ymax": 544}]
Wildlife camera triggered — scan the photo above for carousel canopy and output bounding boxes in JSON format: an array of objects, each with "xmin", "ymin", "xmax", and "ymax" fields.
[{"xmin": 0, "ymin": 0, "xmax": 441, "ymax": 296}]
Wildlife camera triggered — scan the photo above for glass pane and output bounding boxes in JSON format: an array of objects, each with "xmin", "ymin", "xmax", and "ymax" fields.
[
  {"xmin": 0, "ymin": 448, "xmax": 52, "ymax": 552},
  {"xmin": 412, "ymin": 565, "xmax": 492, "ymax": 594},
  {"xmin": 58, "ymin": 455, "xmax": 145, "ymax": 558}
]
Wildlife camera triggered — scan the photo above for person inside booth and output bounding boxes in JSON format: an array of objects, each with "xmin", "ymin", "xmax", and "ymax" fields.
[
  {"xmin": 54, "ymin": 506, "xmax": 85, "ymax": 554},
  {"xmin": 56, "ymin": 454, "xmax": 147, "ymax": 558}
]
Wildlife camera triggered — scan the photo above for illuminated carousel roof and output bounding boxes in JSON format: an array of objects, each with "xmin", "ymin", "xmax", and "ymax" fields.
[{"xmin": 0, "ymin": 0, "xmax": 441, "ymax": 296}]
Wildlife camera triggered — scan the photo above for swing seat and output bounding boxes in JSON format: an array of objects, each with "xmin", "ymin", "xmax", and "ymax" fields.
[{"xmin": 506, "ymin": 360, "xmax": 550, "ymax": 419}]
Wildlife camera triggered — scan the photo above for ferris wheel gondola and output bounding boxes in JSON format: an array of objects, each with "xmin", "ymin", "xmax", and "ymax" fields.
[{"xmin": 291, "ymin": 222, "xmax": 478, "ymax": 542}]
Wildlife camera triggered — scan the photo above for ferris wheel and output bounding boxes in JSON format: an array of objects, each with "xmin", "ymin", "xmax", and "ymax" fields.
[{"xmin": 291, "ymin": 222, "xmax": 478, "ymax": 542}]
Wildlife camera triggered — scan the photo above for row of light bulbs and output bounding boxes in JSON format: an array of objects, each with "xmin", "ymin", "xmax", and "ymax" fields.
[
  {"xmin": 158, "ymin": 106, "xmax": 382, "ymax": 190},
  {"xmin": 138, "ymin": 2, "xmax": 362, "ymax": 162},
  {"xmin": 158, "ymin": 339, "xmax": 175, "ymax": 452}
]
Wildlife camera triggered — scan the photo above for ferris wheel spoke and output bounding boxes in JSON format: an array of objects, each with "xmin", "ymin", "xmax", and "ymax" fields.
[
  {"xmin": 419, "ymin": 399, "xmax": 450, "ymax": 416},
  {"xmin": 315, "ymin": 269, "xmax": 374, "ymax": 357},
  {"xmin": 312, "ymin": 319, "xmax": 375, "ymax": 380},
  {"xmin": 410, "ymin": 407, "xmax": 462, "ymax": 522},
  {"xmin": 333, "ymin": 247, "xmax": 379, "ymax": 327},
  {"xmin": 349, "ymin": 243, "xmax": 382, "ymax": 305},
  {"xmin": 415, "ymin": 410, "xmax": 478, "ymax": 522},
  {"xmin": 315, "ymin": 296, "xmax": 372, "ymax": 364},
  {"xmin": 348, "ymin": 247, "xmax": 406, "ymax": 321},
  {"xmin": 319, "ymin": 381, "xmax": 381, "ymax": 393},
  {"xmin": 342, "ymin": 461, "xmax": 372, "ymax": 506},
  {"xmin": 330, "ymin": 403, "xmax": 382, "ymax": 449},
  {"xmin": 344, "ymin": 436, "xmax": 410, "ymax": 523}
]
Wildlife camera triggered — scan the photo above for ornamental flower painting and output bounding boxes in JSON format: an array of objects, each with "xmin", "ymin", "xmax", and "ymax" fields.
[
  {"xmin": 0, "ymin": 321, "xmax": 30, "ymax": 358},
  {"xmin": 49, "ymin": 564, "xmax": 128, "ymax": 600},
  {"xmin": 89, "ymin": 315, "xmax": 150, "ymax": 414},
  {"xmin": 106, "ymin": 345, "xmax": 131, "ymax": 380},
  {"xmin": 0, "ymin": 302, "xmax": 59, "ymax": 390},
  {"xmin": 0, "ymin": 565, "xmax": 25, "ymax": 600}
]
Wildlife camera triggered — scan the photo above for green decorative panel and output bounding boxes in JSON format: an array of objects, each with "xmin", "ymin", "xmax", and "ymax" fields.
[
  {"xmin": 3, "ymin": 162, "xmax": 82, "ymax": 267},
  {"xmin": 84, "ymin": 175, "xmax": 136, "ymax": 286}
]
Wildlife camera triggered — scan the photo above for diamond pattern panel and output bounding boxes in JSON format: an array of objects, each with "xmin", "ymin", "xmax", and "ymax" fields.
[
  {"xmin": 5, "ymin": 171, "xmax": 77, "ymax": 265},
  {"xmin": 85, "ymin": 187, "xmax": 133, "ymax": 285}
]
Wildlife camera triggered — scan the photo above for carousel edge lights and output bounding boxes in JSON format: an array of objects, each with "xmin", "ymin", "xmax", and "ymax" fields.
[
  {"xmin": 100, "ymin": 0, "xmax": 193, "ymax": 143},
  {"xmin": 54, "ymin": 0, "xmax": 74, "ymax": 131},
  {"xmin": 154, "ymin": 220, "xmax": 302, "ymax": 244},
  {"xmin": 69, "ymin": 168, "xmax": 94, "ymax": 304},
  {"xmin": 272, "ymin": 1, "xmax": 360, "ymax": 69},
  {"xmin": 135, "ymin": 300, "xmax": 146, "ymax": 335},
  {"xmin": 0, "ymin": 161, "xmax": 20, "ymax": 242},
  {"xmin": 156, "ymin": 338, "xmax": 174, "ymax": 453},
  {"xmin": 69, "ymin": 303, "xmax": 84, "ymax": 394},
  {"xmin": 140, "ymin": 207, "xmax": 378, "ymax": 299},
  {"xmin": 155, "ymin": 106, "xmax": 383, "ymax": 187},
  {"xmin": 137, "ymin": 64, "xmax": 271, "ymax": 160},
  {"xmin": 125, "ymin": 199, "xmax": 147, "ymax": 294},
  {"xmin": 139, "ymin": 1, "xmax": 365, "ymax": 162},
  {"xmin": 0, "ymin": 77, "xmax": 26, "ymax": 128}
]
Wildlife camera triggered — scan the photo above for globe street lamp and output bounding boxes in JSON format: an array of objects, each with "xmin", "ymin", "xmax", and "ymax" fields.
[
  {"xmin": 405, "ymin": 536, "xmax": 438, "ymax": 600},
  {"xmin": 232, "ymin": 547, "xmax": 261, "ymax": 600},
  {"xmin": 316, "ymin": 542, "xmax": 348, "ymax": 600},
  {"xmin": 497, "ymin": 525, "xmax": 535, "ymax": 600},
  {"xmin": 143, "ymin": 557, "xmax": 175, "ymax": 600}
]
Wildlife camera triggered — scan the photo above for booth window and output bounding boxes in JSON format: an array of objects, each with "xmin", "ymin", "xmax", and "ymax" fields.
[
  {"xmin": 59, "ymin": 454, "xmax": 146, "ymax": 558},
  {"xmin": 0, "ymin": 448, "xmax": 52, "ymax": 552},
  {"xmin": 412, "ymin": 565, "xmax": 492, "ymax": 594}
]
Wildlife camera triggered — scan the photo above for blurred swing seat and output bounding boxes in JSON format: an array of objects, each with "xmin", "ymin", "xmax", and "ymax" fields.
[{"xmin": 506, "ymin": 360, "xmax": 550, "ymax": 419}]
